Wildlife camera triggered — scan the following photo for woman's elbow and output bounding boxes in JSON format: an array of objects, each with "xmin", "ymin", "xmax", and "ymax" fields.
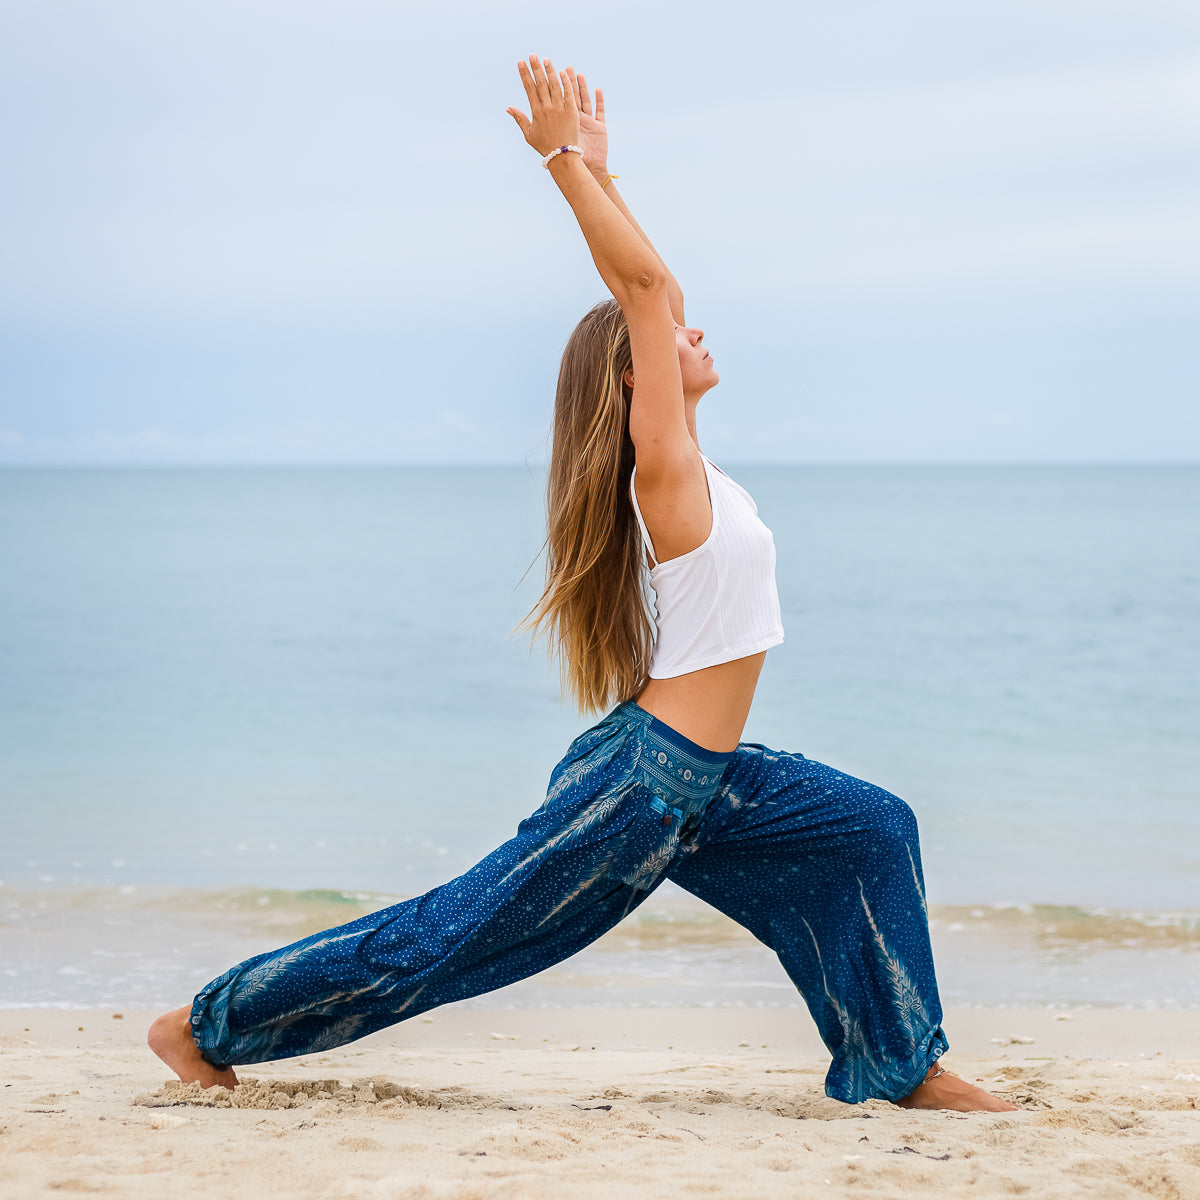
[{"xmin": 617, "ymin": 268, "xmax": 669, "ymax": 307}]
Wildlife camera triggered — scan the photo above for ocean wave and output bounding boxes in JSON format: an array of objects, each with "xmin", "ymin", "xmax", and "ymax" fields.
[{"xmin": 4, "ymin": 883, "xmax": 1199, "ymax": 951}]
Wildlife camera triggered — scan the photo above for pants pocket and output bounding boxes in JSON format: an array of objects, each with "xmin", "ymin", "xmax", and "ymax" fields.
[{"xmin": 609, "ymin": 789, "xmax": 681, "ymax": 891}]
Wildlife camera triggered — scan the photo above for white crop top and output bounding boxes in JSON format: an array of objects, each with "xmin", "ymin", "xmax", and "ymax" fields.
[{"xmin": 629, "ymin": 455, "xmax": 785, "ymax": 678}]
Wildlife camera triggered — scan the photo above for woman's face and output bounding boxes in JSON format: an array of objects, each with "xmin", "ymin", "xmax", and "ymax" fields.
[{"xmin": 675, "ymin": 323, "xmax": 719, "ymax": 399}]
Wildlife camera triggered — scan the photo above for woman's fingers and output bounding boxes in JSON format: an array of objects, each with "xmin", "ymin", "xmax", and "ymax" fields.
[
  {"xmin": 566, "ymin": 66, "xmax": 590, "ymax": 116},
  {"xmin": 531, "ymin": 55, "xmax": 555, "ymax": 105},
  {"xmin": 517, "ymin": 59, "xmax": 540, "ymax": 110},
  {"xmin": 545, "ymin": 58, "xmax": 566, "ymax": 105},
  {"xmin": 506, "ymin": 106, "xmax": 532, "ymax": 137},
  {"xmin": 595, "ymin": 86, "xmax": 605, "ymax": 126},
  {"xmin": 521, "ymin": 54, "xmax": 577, "ymax": 115},
  {"xmin": 575, "ymin": 71, "xmax": 593, "ymax": 117},
  {"xmin": 523, "ymin": 55, "xmax": 548, "ymax": 109},
  {"xmin": 513, "ymin": 54, "xmax": 580, "ymax": 153}
]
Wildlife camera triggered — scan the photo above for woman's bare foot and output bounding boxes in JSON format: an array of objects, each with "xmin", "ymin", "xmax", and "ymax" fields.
[
  {"xmin": 894, "ymin": 1063, "xmax": 1019, "ymax": 1112},
  {"xmin": 147, "ymin": 1004, "xmax": 239, "ymax": 1089}
]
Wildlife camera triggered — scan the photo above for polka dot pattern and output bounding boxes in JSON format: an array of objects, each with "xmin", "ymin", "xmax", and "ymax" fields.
[{"xmin": 190, "ymin": 702, "xmax": 947, "ymax": 1104}]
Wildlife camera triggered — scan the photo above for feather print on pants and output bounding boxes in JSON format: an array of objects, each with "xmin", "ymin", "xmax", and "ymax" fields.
[{"xmin": 190, "ymin": 701, "xmax": 948, "ymax": 1103}]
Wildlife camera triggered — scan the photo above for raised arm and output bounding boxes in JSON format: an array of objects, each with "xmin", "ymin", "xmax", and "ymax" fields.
[
  {"xmin": 508, "ymin": 58, "xmax": 664, "ymax": 314},
  {"xmin": 508, "ymin": 56, "xmax": 693, "ymax": 468},
  {"xmin": 564, "ymin": 67, "xmax": 686, "ymax": 327}
]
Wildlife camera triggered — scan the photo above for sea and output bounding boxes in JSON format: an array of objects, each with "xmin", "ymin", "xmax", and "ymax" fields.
[{"xmin": 2, "ymin": 464, "xmax": 1197, "ymax": 1013}]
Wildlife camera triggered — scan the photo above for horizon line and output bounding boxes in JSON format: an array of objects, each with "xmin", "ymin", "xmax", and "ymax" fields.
[{"xmin": 2, "ymin": 458, "xmax": 1197, "ymax": 470}]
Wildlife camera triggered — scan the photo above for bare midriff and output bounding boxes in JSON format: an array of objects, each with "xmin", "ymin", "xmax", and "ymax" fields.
[{"xmin": 634, "ymin": 651, "xmax": 767, "ymax": 754}]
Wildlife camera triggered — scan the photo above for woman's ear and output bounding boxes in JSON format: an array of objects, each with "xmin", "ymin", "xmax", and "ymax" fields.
[{"xmin": 623, "ymin": 366, "xmax": 635, "ymax": 392}]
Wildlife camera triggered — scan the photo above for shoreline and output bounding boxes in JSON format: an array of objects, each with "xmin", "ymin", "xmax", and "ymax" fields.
[
  {"xmin": 4, "ymin": 1005, "xmax": 1199, "ymax": 1198},
  {"xmin": 5, "ymin": 880, "xmax": 1199, "ymax": 1013}
]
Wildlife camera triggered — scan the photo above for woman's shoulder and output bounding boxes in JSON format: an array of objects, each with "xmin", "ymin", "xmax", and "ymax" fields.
[{"xmin": 629, "ymin": 447, "xmax": 713, "ymax": 566}]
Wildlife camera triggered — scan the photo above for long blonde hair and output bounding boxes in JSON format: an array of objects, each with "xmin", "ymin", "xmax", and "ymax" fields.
[{"xmin": 522, "ymin": 299, "xmax": 654, "ymax": 712}]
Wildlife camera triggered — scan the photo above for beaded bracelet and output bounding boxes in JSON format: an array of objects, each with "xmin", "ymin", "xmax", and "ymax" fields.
[{"xmin": 542, "ymin": 144, "xmax": 584, "ymax": 168}]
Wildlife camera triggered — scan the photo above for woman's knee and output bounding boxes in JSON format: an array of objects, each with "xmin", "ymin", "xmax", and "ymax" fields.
[
  {"xmin": 878, "ymin": 791, "xmax": 920, "ymax": 845},
  {"xmin": 840, "ymin": 778, "xmax": 922, "ymax": 860}
]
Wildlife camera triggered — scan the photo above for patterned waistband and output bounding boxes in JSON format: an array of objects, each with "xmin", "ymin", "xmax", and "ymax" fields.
[{"xmin": 612, "ymin": 701, "xmax": 733, "ymax": 809}]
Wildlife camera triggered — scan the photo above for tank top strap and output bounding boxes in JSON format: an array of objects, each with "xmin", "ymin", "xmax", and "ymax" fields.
[{"xmin": 628, "ymin": 466, "xmax": 659, "ymax": 568}]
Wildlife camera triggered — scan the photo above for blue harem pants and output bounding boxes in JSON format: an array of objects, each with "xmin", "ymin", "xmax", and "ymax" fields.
[{"xmin": 190, "ymin": 701, "xmax": 948, "ymax": 1104}]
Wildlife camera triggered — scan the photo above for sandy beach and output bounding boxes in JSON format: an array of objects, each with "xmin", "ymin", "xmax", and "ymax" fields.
[{"xmin": 3, "ymin": 1005, "xmax": 1199, "ymax": 1199}]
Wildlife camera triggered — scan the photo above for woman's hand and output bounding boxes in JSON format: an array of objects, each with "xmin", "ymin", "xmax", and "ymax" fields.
[
  {"xmin": 506, "ymin": 55, "xmax": 581, "ymax": 159},
  {"xmin": 564, "ymin": 67, "xmax": 609, "ymax": 180}
]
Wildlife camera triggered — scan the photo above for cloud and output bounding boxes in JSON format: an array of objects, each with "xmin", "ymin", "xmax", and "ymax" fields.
[
  {"xmin": 636, "ymin": 54, "xmax": 1200, "ymax": 297},
  {"xmin": 0, "ymin": 0, "xmax": 1196, "ymax": 461}
]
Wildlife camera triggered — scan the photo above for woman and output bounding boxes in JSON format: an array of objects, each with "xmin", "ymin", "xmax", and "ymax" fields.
[{"xmin": 149, "ymin": 57, "xmax": 1015, "ymax": 1113}]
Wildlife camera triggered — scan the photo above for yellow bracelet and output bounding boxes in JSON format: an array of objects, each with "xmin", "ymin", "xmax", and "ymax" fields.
[{"xmin": 602, "ymin": 173, "xmax": 620, "ymax": 190}]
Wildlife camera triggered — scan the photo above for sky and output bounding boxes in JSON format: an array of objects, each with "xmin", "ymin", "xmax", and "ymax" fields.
[{"xmin": 1, "ymin": 0, "xmax": 1197, "ymax": 464}]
